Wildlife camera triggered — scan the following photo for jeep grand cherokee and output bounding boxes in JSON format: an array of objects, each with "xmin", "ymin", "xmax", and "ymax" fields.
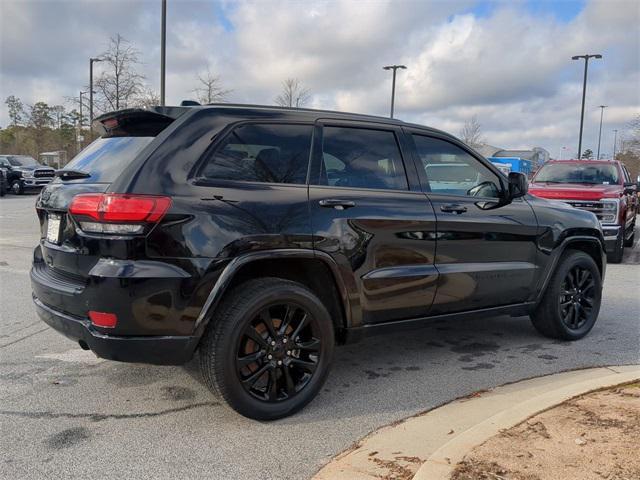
[{"xmin": 32, "ymin": 104, "xmax": 606, "ymax": 420}]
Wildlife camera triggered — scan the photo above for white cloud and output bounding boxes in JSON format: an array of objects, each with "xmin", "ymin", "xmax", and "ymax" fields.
[{"xmin": 1, "ymin": 0, "xmax": 638, "ymax": 158}]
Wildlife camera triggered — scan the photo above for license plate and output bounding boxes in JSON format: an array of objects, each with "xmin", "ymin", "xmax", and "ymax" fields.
[{"xmin": 47, "ymin": 214, "xmax": 61, "ymax": 244}]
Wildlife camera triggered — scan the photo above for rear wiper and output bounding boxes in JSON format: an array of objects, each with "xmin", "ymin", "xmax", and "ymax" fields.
[{"xmin": 55, "ymin": 169, "xmax": 91, "ymax": 180}]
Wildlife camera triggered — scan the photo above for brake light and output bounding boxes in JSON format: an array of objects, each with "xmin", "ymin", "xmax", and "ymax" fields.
[
  {"xmin": 69, "ymin": 193, "xmax": 171, "ymax": 234},
  {"xmin": 89, "ymin": 311, "xmax": 118, "ymax": 328}
]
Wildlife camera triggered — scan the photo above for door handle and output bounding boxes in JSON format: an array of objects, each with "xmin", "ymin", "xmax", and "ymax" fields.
[
  {"xmin": 318, "ymin": 199, "xmax": 356, "ymax": 210},
  {"xmin": 440, "ymin": 203, "xmax": 467, "ymax": 214}
]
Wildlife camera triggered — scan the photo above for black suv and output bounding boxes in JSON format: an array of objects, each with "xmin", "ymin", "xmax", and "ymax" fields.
[{"xmin": 32, "ymin": 105, "xmax": 606, "ymax": 419}]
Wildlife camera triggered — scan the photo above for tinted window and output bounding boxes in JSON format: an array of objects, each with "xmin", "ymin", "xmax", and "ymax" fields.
[
  {"xmin": 62, "ymin": 137, "xmax": 153, "ymax": 183},
  {"xmin": 200, "ymin": 124, "xmax": 312, "ymax": 184},
  {"xmin": 533, "ymin": 162, "xmax": 619, "ymax": 185},
  {"xmin": 317, "ymin": 127, "xmax": 407, "ymax": 190},
  {"xmin": 413, "ymin": 135, "xmax": 501, "ymax": 198}
]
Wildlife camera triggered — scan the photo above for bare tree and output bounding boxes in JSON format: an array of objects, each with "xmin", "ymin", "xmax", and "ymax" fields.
[
  {"xmin": 135, "ymin": 87, "xmax": 161, "ymax": 109},
  {"xmin": 460, "ymin": 115, "xmax": 484, "ymax": 147},
  {"xmin": 275, "ymin": 78, "xmax": 310, "ymax": 108},
  {"xmin": 192, "ymin": 68, "xmax": 231, "ymax": 104},
  {"xmin": 94, "ymin": 34, "xmax": 145, "ymax": 112}
]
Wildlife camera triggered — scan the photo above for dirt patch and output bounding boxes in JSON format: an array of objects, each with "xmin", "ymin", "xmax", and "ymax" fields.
[{"xmin": 451, "ymin": 382, "xmax": 640, "ymax": 480}]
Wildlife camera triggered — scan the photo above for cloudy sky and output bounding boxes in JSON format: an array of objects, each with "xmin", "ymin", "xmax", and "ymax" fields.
[{"xmin": 1, "ymin": 0, "xmax": 639, "ymax": 158}]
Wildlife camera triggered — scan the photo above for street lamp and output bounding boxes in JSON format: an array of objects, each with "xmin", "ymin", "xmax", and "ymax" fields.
[
  {"xmin": 596, "ymin": 105, "xmax": 607, "ymax": 159},
  {"xmin": 612, "ymin": 129, "xmax": 618, "ymax": 159},
  {"xmin": 571, "ymin": 54, "xmax": 602, "ymax": 159},
  {"xmin": 78, "ymin": 91, "xmax": 88, "ymax": 154},
  {"xmin": 160, "ymin": 0, "xmax": 167, "ymax": 106},
  {"xmin": 79, "ymin": 91, "xmax": 88, "ymax": 129},
  {"xmin": 383, "ymin": 64, "xmax": 406, "ymax": 118},
  {"xmin": 89, "ymin": 57, "xmax": 103, "ymax": 131}
]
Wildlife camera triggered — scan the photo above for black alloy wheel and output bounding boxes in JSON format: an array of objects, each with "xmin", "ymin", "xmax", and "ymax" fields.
[
  {"xmin": 199, "ymin": 277, "xmax": 334, "ymax": 420},
  {"xmin": 530, "ymin": 249, "xmax": 602, "ymax": 341},
  {"xmin": 236, "ymin": 302, "xmax": 321, "ymax": 402},
  {"xmin": 558, "ymin": 265, "xmax": 596, "ymax": 330}
]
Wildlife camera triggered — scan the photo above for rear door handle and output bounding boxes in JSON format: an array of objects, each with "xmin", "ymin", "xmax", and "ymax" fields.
[
  {"xmin": 319, "ymin": 199, "xmax": 356, "ymax": 210},
  {"xmin": 440, "ymin": 203, "xmax": 467, "ymax": 214}
]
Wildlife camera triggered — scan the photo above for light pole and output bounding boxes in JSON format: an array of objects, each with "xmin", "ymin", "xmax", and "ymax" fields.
[
  {"xmin": 160, "ymin": 0, "xmax": 167, "ymax": 106},
  {"xmin": 78, "ymin": 91, "xmax": 88, "ymax": 154},
  {"xmin": 572, "ymin": 54, "xmax": 602, "ymax": 159},
  {"xmin": 89, "ymin": 57, "xmax": 103, "ymax": 132},
  {"xmin": 612, "ymin": 129, "xmax": 618, "ymax": 159},
  {"xmin": 383, "ymin": 64, "xmax": 406, "ymax": 118},
  {"xmin": 596, "ymin": 105, "xmax": 607, "ymax": 159}
]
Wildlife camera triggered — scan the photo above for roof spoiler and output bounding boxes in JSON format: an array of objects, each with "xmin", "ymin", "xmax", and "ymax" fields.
[{"xmin": 93, "ymin": 107, "xmax": 187, "ymax": 137}]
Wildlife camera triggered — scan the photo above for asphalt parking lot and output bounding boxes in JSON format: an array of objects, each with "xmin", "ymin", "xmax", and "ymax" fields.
[{"xmin": 1, "ymin": 193, "xmax": 639, "ymax": 480}]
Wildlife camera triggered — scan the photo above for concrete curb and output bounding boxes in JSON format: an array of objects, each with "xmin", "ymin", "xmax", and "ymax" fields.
[{"xmin": 312, "ymin": 365, "xmax": 640, "ymax": 480}]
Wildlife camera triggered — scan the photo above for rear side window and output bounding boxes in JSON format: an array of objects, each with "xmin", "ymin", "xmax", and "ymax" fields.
[
  {"xmin": 316, "ymin": 126, "xmax": 408, "ymax": 190},
  {"xmin": 62, "ymin": 137, "xmax": 154, "ymax": 183},
  {"xmin": 200, "ymin": 124, "xmax": 312, "ymax": 184}
]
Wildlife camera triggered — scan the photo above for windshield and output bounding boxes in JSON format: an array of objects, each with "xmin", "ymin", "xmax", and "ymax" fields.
[
  {"xmin": 8, "ymin": 156, "xmax": 38, "ymax": 167},
  {"xmin": 62, "ymin": 136, "xmax": 154, "ymax": 182},
  {"xmin": 534, "ymin": 163, "xmax": 619, "ymax": 185}
]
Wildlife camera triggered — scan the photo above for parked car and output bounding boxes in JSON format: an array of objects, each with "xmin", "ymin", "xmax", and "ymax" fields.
[
  {"xmin": 32, "ymin": 105, "xmax": 606, "ymax": 420},
  {"xmin": 529, "ymin": 159, "xmax": 637, "ymax": 263},
  {"xmin": 0, "ymin": 155, "xmax": 56, "ymax": 194}
]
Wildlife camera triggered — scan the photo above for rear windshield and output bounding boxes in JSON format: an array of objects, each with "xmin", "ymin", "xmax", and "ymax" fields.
[
  {"xmin": 61, "ymin": 137, "xmax": 154, "ymax": 183},
  {"xmin": 534, "ymin": 163, "xmax": 619, "ymax": 185}
]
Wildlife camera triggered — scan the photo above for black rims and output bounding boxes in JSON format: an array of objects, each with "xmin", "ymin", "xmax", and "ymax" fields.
[
  {"xmin": 236, "ymin": 302, "xmax": 321, "ymax": 402},
  {"xmin": 559, "ymin": 265, "xmax": 596, "ymax": 330}
]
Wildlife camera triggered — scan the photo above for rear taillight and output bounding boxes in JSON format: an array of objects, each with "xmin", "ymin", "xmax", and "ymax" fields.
[{"xmin": 69, "ymin": 193, "xmax": 171, "ymax": 234}]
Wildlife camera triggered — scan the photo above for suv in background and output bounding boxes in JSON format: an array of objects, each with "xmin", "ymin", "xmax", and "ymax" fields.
[
  {"xmin": 32, "ymin": 105, "xmax": 606, "ymax": 419},
  {"xmin": 0, "ymin": 155, "xmax": 56, "ymax": 194},
  {"xmin": 529, "ymin": 159, "xmax": 637, "ymax": 263}
]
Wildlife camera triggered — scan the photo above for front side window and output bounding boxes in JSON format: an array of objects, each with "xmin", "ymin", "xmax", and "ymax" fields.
[
  {"xmin": 200, "ymin": 123, "xmax": 312, "ymax": 184},
  {"xmin": 317, "ymin": 126, "xmax": 408, "ymax": 190},
  {"xmin": 413, "ymin": 135, "xmax": 501, "ymax": 198}
]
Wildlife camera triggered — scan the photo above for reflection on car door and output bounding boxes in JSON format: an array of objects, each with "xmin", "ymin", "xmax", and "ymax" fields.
[
  {"xmin": 409, "ymin": 132, "xmax": 539, "ymax": 314},
  {"xmin": 308, "ymin": 122, "xmax": 438, "ymax": 326}
]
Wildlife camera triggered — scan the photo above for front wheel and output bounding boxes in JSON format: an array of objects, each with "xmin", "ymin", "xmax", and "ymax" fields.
[
  {"xmin": 10, "ymin": 180, "xmax": 24, "ymax": 195},
  {"xmin": 607, "ymin": 232, "xmax": 625, "ymax": 263},
  {"xmin": 199, "ymin": 277, "xmax": 335, "ymax": 420},
  {"xmin": 531, "ymin": 250, "xmax": 602, "ymax": 341}
]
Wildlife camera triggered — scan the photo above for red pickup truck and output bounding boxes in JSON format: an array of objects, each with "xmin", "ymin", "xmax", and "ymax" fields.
[{"xmin": 529, "ymin": 159, "xmax": 638, "ymax": 263}]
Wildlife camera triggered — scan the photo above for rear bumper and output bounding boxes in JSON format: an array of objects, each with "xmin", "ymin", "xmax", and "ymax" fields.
[{"xmin": 33, "ymin": 296, "xmax": 198, "ymax": 365}]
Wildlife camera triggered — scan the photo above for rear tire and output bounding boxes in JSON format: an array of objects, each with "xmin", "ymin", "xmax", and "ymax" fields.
[
  {"xmin": 530, "ymin": 250, "xmax": 602, "ymax": 341},
  {"xmin": 199, "ymin": 277, "xmax": 335, "ymax": 420}
]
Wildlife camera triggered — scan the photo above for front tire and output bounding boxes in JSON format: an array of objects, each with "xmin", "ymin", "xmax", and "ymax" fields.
[
  {"xmin": 10, "ymin": 180, "xmax": 24, "ymax": 195},
  {"xmin": 607, "ymin": 232, "xmax": 625, "ymax": 263},
  {"xmin": 531, "ymin": 250, "xmax": 602, "ymax": 341},
  {"xmin": 199, "ymin": 277, "xmax": 335, "ymax": 420}
]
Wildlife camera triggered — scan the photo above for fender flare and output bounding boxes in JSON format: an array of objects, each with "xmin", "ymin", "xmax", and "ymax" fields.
[
  {"xmin": 192, "ymin": 248, "xmax": 353, "ymax": 337},
  {"xmin": 534, "ymin": 235, "xmax": 606, "ymax": 306}
]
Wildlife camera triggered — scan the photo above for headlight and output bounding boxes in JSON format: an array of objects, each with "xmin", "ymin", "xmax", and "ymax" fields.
[
  {"xmin": 21, "ymin": 170, "xmax": 34, "ymax": 178},
  {"xmin": 599, "ymin": 199, "xmax": 619, "ymax": 224}
]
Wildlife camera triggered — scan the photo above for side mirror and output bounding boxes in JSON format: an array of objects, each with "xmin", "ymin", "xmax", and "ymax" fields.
[
  {"xmin": 623, "ymin": 182, "xmax": 637, "ymax": 195},
  {"xmin": 507, "ymin": 172, "xmax": 528, "ymax": 200}
]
